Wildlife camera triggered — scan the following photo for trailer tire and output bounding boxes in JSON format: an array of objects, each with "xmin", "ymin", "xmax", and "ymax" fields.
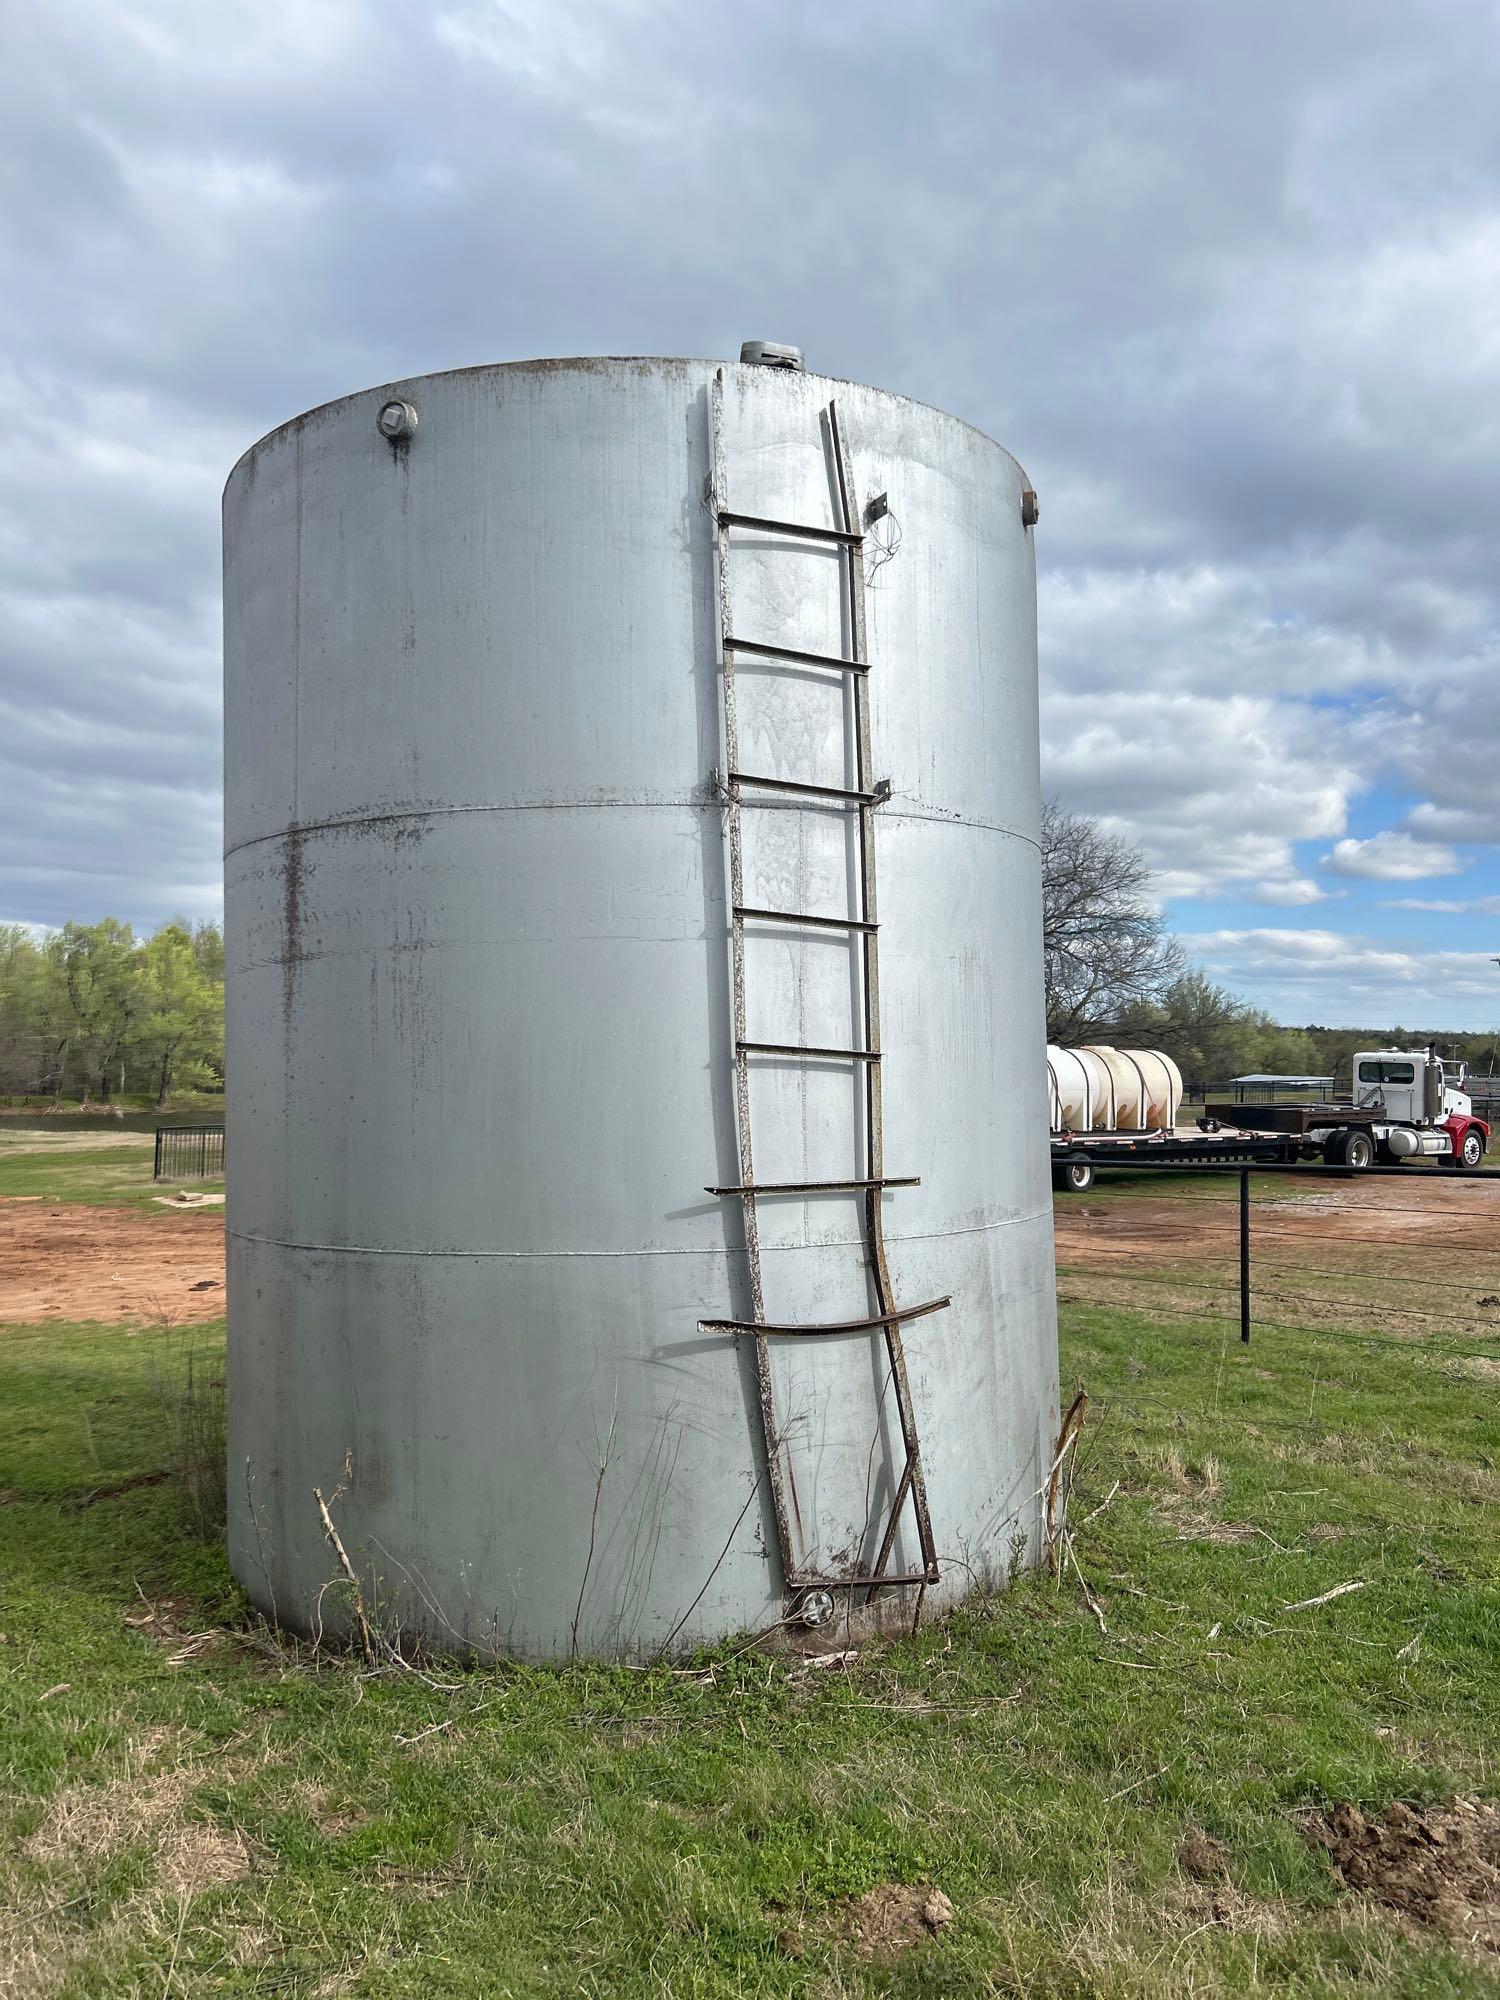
[
  {"xmin": 1454, "ymin": 1129, "xmax": 1485, "ymax": 1170},
  {"xmin": 1341, "ymin": 1130, "xmax": 1375, "ymax": 1171},
  {"xmin": 1052, "ymin": 1159, "xmax": 1095, "ymax": 1194}
]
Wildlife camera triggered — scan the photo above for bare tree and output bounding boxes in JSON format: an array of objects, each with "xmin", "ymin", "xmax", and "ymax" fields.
[{"xmin": 1040, "ymin": 798, "xmax": 1182, "ymax": 1044}]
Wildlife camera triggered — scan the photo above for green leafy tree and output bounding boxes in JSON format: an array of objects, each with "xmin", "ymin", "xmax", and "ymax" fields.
[
  {"xmin": 57, "ymin": 919, "xmax": 141, "ymax": 1104},
  {"xmin": 0, "ymin": 925, "xmax": 49, "ymax": 1094},
  {"xmin": 135, "ymin": 922, "xmax": 224, "ymax": 1108}
]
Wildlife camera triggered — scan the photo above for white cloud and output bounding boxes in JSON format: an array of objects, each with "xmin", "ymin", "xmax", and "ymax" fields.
[
  {"xmin": 1182, "ymin": 926, "xmax": 1500, "ymax": 1026},
  {"xmin": 1321, "ymin": 833, "xmax": 1463, "ymax": 882},
  {"xmin": 1248, "ymin": 878, "xmax": 1330, "ymax": 907},
  {"xmin": 1383, "ymin": 896, "xmax": 1500, "ymax": 917},
  {"xmin": 1042, "ymin": 687, "xmax": 1357, "ymax": 902}
]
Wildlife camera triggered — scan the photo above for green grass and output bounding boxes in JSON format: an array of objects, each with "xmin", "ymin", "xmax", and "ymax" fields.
[
  {"xmin": 5, "ymin": 1299, "xmax": 1500, "ymax": 1996},
  {"xmin": 0, "ymin": 1137, "xmax": 222, "ymax": 1211}
]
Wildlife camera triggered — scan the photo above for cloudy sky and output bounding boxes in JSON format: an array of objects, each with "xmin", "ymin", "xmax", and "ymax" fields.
[{"xmin": 4, "ymin": 0, "xmax": 1498, "ymax": 1026}]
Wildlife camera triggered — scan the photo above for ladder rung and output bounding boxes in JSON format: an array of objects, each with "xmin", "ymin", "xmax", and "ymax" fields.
[
  {"xmin": 719, "ymin": 509, "xmax": 862, "ymax": 548},
  {"xmin": 738, "ymin": 1039, "xmax": 880, "ymax": 1062},
  {"xmin": 700, "ymin": 1296, "xmax": 951, "ymax": 1337},
  {"xmin": 724, "ymin": 635, "xmax": 868, "ymax": 675},
  {"xmin": 728, "ymin": 770, "xmax": 876, "ymax": 805},
  {"xmin": 706, "ymin": 1176, "xmax": 920, "ymax": 1196},
  {"xmin": 733, "ymin": 904, "xmax": 878, "ymax": 934}
]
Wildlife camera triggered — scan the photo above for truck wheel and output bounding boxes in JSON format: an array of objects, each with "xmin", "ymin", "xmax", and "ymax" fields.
[
  {"xmin": 1341, "ymin": 1131, "xmax": 1375, "ymax": 1171},
  {"xmin": 1454, "ymin": 1129, "xmax": 1485, "ymax": 1170},
  {"xmin": 1053, "ymin": 1159, "xmax": 1095, "ymax": 1194}
]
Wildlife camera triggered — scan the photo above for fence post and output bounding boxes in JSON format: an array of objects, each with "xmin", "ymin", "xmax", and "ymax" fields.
[
  {"xmin": 153, "ymin": 1128, "xmax": 162, "ymax": 1182},
  {"xmin": 1240, "ymin": 1166, "xmax": 1251, "ymax": 1345}
]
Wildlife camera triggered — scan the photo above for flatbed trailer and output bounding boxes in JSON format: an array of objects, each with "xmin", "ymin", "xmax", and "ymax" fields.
[
  {"xmin": 1048, "ymin": 1045, "xmax": 1488, "ymax": 1191},
  {"xmin": 1202, "ymin": 1102, "xmax": 1371, "ymax": 1136},
  {"xmin": 1050, "ymin": 1131, "xmax": 1306, "ymax": 1193}
]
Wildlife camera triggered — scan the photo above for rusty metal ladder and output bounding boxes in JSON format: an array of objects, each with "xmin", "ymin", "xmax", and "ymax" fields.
[{"xmin": 701, "ymin": 368, "xmax": 949, "ymax": 1612}]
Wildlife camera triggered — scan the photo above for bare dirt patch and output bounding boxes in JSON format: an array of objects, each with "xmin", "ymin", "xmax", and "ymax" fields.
[
  {"xmin": 1178, "ymin": 1828, "xmax": 1228, "ymax": 1878},
  {"xmin": 289, "ymin": 1784, "xmax": 369, "ymax": 1839},
  {"xmin": 1055, "ymin": 1174, "xmax": 1495, "ymax": 1267},
  {"xmin": 0, "ymin": 1201, "xmax": 224, "ymax": 1325},
  {"xmin": 1055, "ymin": 1175, "xmax": 1500, "ymax": 1338},
  {"xmin": 1310, "ymin": 1799, "xmax": 1500, "ymax": 1952},
  {"xmin": 828, "ymin": 1883, "xmax": 954, "ymax": 1959}
]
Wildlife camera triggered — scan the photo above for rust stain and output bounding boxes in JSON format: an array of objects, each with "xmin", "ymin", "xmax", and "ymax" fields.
[{"xmin": 281, "ymin": 826, "xmax": 305, "ymax": 1033}]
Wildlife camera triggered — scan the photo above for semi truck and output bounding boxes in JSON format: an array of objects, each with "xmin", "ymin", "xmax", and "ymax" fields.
[{"xmin": 1047, "ymin": 1044, "xmax": 1489, "ymax": 1192}]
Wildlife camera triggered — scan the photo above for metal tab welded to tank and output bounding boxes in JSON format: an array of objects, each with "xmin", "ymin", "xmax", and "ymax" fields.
[{"xmin": 222, "ymin": 353, "xmax": 1060, "ymax": 1661}]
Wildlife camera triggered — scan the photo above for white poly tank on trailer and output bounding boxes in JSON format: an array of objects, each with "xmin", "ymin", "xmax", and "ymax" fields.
[
  {"xmin": 1128, "ymin": 1050, "xmax": 1183, "ymax": 1132},
  {"xmin": 1046, "ymin": 1046, "xmax": 1095, "ymax": 1131},
  {"xmin": 1050, "ymin": 1046, "xmax": 1183, "ymax": 1133},
  {"xmin": 223, "ymin": 352, "xmax": 1061, "ymax": 1660}
]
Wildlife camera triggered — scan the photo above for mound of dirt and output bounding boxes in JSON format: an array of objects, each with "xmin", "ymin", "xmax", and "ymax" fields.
[
  {"xmin": 1310, "ymin": 1799, "xmax": 1500, "ymax": 1951},
  {"xmin": 1179, "ymin": 1829, "xmax": 1228, "ymax": 1879},
  {"xmin": 833, "ymin": 1883, "xmax": 954, "ymax": 1959}
]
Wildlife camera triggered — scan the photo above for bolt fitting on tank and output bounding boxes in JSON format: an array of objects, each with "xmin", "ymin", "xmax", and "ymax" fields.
[
  {"xmin": 794, "ymin": 1588, "xmax": 836, "ymax": 1629},
  {"xmin": 1020, "ymin": 489, "xmax": 1040, "ymax": 528},
  {"xmin": 377, "ymin": 399, "xmax": 419, "ymax": 443}
]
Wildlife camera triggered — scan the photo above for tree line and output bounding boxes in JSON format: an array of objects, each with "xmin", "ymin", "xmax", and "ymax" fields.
[{"xmin": 0, "ymin": 920, "xmax": 224, "ymax": 1109}]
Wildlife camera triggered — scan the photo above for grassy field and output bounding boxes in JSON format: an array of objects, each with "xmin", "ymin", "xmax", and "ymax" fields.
[
  {"xmin": 4, "ymin": 1168, "xmax": 1500, "ymax": 1993},
  {"xmin": 0, "ymin": 1134, "xmax": 223, "ymax": 1212}
]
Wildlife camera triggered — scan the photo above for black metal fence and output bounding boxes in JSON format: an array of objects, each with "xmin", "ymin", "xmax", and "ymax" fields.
[
  {"xmin": 153, "ymin": 1123, "xmax": 225, "ymax": 1182},
  {"xmin": 1054, "ymin": 1156, "xmax": 1498, "ymax": 1347}
]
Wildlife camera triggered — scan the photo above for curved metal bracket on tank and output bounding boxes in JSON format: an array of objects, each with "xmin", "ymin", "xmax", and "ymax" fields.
[{"xmin": 698, "ymin": 1295, "xmax": 951, "ymax": 1338}]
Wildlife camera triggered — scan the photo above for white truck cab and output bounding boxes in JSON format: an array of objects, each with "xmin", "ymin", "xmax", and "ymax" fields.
[
  {"xmin": 1313, "ymin": 1048, "xmax": 1487, "ymax": 1169},
  {"xmin": 1350, "ymin": 1050, "xmax": 1472, "ymax": 1126}
]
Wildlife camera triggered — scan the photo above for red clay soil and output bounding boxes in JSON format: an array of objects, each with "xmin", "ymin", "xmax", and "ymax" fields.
[
  {"xmin": 0, "ymin": 1201, "xmax": 226, "ymax": 1325},
  {"xmin": 1052, "ymin": 1173, "xmax": 1495, "ymax": 1272}
]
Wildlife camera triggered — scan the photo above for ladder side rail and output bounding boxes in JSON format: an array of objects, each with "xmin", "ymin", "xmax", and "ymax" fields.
[
  {"xmin": 711, "ymin": 368, "xmax": 797, "ymax": 1588},
  {"xmin": 828, "ymin": 402, "xmax": 941, "ymax": 1589}
]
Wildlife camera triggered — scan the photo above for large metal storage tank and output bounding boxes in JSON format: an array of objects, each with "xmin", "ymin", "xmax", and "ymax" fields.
[{"xmin": 223, "ymin": 353, "xmax": 1059, "ymax": 1660}]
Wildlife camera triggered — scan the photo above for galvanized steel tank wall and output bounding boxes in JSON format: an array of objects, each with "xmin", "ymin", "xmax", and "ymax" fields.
[{"xmin": 223, "ymin": 356, "xmax": 1059, "ymax": 1659}]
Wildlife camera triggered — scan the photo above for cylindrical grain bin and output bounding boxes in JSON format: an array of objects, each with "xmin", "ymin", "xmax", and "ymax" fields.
[{"xmin": 223, "ymin": 354, "xmax": 1060, "ymax": 1660}]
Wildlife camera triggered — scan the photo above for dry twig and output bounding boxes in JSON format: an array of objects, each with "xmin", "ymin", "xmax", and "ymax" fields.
[
  {"xmin": 1045, "ymin": 1390, "xmax": 1090, "ymax": 1573},
  {"xmin": 1282, "ymin": 1578, "xmax": 1366, "ymax": 1614},
  {"xmin": 314, "ymin": 1479, "xmax": 377, "ymax": 1668},
  {"xmin": 1064, "ymin": 1529, "xmax": 1108, "ymax": 1635}
]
